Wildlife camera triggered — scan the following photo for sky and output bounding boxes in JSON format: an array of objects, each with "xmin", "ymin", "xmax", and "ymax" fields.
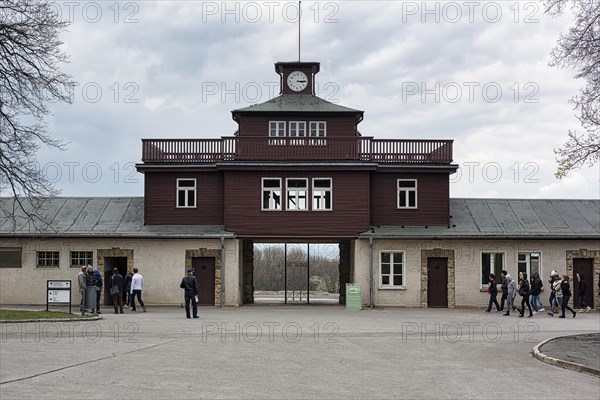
[{"xmin": 38, "ymin": 0, "xmax": 599, "ymax": 200}]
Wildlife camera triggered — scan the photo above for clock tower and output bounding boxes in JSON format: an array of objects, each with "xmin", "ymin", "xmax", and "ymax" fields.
[{"xmin": 275, "ymin": 61, "xmax": 320, "ymax": 95}]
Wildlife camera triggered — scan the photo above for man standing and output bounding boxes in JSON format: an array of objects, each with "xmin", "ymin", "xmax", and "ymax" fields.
[
  {"xmin": 110, "ymin": 268, "xmax": 124, "ymax": 314},
  {"xmin": 130, "ymin": 267, "xmax": 146, "ymax": 312},
  {"xmin": 78, "ymin": 266, "xmax": 87, "ymax": 315},
  {"xmin": 180, "ymin": 268, "xmax": 199, "ymax": 319}
]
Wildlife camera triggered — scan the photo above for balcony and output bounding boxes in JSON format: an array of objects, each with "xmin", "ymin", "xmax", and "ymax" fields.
[{"xmin": 141, "ymin": 137, "xmax": 453, "ymax": 164}]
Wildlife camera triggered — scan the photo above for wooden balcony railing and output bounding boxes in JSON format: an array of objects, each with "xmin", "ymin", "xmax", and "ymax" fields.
[{"xmin": 141, "ymin": 137, "xmax": 453, "ymax": 164}]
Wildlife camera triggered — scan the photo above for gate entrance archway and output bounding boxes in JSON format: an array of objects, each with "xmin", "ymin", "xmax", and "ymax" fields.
[{"xmin": 252, "ymin": 242, "xmax": 341, "ymax": 304}]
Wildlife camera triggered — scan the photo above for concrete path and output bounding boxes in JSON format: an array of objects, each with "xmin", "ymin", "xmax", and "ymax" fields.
[{"xmin": 1, "ymin": 306, "xmax": 599, "ymax": 399}]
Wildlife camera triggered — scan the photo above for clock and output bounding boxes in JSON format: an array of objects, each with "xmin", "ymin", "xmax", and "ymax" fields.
[{"xmin": 287, "ymin": 71, "xmax": 308, "ymax": 92}]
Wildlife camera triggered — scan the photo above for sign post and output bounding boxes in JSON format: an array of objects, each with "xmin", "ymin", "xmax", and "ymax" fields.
[{"xmin": 47, "ymin": 280, "xmax": 72, "ymax": 313}]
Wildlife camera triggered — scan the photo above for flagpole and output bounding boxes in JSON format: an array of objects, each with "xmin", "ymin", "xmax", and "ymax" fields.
[{"xmin": 298, "ymin": 1, "xmax": 301, "ymax": 61}]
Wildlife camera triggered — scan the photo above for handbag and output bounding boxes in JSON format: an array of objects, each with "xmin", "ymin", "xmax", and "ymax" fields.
[{"xmin": 110, "ymin": 285, "xmax": 119, "ymax": 296}]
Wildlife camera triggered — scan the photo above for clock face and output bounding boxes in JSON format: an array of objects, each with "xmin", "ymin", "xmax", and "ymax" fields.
[{"xmin": 287, "ymin": 71, "xmax": 308, "ymax": 92}]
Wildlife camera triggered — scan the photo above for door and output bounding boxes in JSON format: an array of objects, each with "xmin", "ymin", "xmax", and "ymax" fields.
[
  {"xmin": 192, "ymin": 257, "xmax": 216, "ymax": 306},
  {"xmin": 573, "ymin": 258, "xmax": 594, "ymax": 309},
  {"xmin": 103, "ymin": 257, "xmax": 127, "ymax": 306},
  {"xmin": 427, "ymin": 257, "xmax": 448, "ymax": 308}
]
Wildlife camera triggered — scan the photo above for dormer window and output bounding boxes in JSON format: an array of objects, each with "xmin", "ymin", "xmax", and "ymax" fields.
[
  {"xmin": 269, "ymin": 121, "xmax": 286, "ymax": 137},
  {"xmin": 289, "ymin": 122, "xmax": 306, "ymax": 137}
]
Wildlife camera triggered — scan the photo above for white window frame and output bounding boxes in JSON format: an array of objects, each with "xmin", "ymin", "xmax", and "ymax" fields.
[
  {"xmin": 312, "ymin": 178, "xmax": 332, "ymax": 211},
  {"xmin": 289, "ymin": 121, "xmax": 306, "ymax": 137},
  {"xmin": 518, "ymin": 252, "xmax": 541, "ymax": 279},
  {"xmin": 269, "ymin": 121, "xmax": 286, "ymax": 137},
  {"xmin": 379, "ymin": 251, "xmax": 405, "ymax": 289},
  {"xmin": 37, "ymin": 251, "xmax": 60, "ymax": 268},
  {"xmin": 262, "ymin": 178, "xmax": 282, "ymax": 211},
  {"xmin": 309, "ymin": 121, "xmax": 326, "ymax": 145},
  {"xmin": 397, "ymin": 179, "xmax": 417, "ymax": 209},
  {"xmin": 286, "ymin": 178, "xmax": 308, "ymax": 211},
  {"xmin": 70, "ymin": 251, "xmax": 94, "ymax": 268},
  {"xmin": 481, "ymin": 252, "xmax": 505, "ymax": 287},
  {"xmin": 176, "ymin": 178, "xmax": 197, "ymax": 208}
]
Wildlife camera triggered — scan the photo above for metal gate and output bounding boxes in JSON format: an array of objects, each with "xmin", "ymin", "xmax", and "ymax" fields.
[{"xmin": 285, "ymin": 243, "xmax": 309, "ymax": 304}]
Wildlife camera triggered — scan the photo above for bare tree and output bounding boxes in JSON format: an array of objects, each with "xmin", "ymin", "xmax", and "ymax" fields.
[
  {"xmin": 545, "ymin": 0, "xmax": 600, "ymax": 178},
  {"xmin": 0, "ymin": 1, "xmax": 73, "ymax": 223}
]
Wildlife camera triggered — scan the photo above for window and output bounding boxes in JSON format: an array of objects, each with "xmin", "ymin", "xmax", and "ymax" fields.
[
  {"xmin": 481, "ymin": 252, "xmax": 504, "ymax": 285},
  {"xmin": 269, "ymin": 121, "xmax": 286, "ymax": 145},
  {"xmin": 518, "ymin": 252, "xmax": 541, "ymax": 279},
  {"xmin": 286, "ymin": 179, "xmax": 308, "ymax": 210},
  {"xmin": 71, "ymin": 251, "xmax": 93, "ymax": 268},
  {"xmin": 397, "ymin": 179, "xmax": 417, "ymax": 208},
  {"xmin": 289, "ymin": 121, "xmax": 306, "ymax": 137},
  {"xmin": 380, "ymin": 251, "xmax": 404, "ymax": 288},
  {"xmin": 262, "ymin": 178, "xmax": 282, "ymax": 210},
  {"xmin": 177, "ymin": 178, "xmax": 196, "ymax": 208},
  {"xmin": 312, "ymin": 178, "xmax": 332, "ymax": 211},
  {"xmin": 37, "ymin": 251, "xmax": 60, "ymax": 268},
  {"xmin": 309, "ymin": 121, "xmax": 326, "ymax": 145},
  {"xmin": 0, "ymin": 248, "xmax": 22, "ymax": 268}
]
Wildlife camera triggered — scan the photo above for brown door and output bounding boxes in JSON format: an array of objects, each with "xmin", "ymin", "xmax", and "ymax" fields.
[
  {"xmin": 192, "ymin": 257, "xmax": 216, "ymax": 306},
  {"xmin": 427, "ymin": 257, "xmax": 448, "ymax": 308},
  {"xmin": 573, "ymin": 258, "xmax": 594, "ymax": 309}
]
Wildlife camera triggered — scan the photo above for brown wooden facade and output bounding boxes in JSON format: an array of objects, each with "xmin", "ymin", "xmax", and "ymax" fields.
[{"xmin": 137, "ymin": 61, "xmax": 458, "ymax": 237}]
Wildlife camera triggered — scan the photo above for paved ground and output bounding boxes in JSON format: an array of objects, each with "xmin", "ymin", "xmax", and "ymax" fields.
[
  {"xmin": 1, "ymin": 306, "xmax": 599, "ymax": 399},
  {"xmin": 539, "ymin": 332, "xmax": 600, "ymax": 371}
]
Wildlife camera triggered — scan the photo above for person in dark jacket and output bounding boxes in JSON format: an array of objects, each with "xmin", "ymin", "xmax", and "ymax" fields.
[
  {"xmin": 518, "ymin": 272, "xmax": 533, "ymax": 317},
  {"xmin": 93, "ymin": 269, "xmax": 103, "ymax": 314},
  {"xmin": 577, "ymin": 273, "xmax": 591, "ymax": 312},
  {"xmin": 500, "ymin": 270, "xmax": 509, "ymax": 312},
  {"xmin": 109, "ymin": 268, "xmax": 125, "ymax": 314},
  {"xmin": 180, "ymin": 268, "xmax": 199, "ymax": 319},
  {"xmin": 547, "ymin": 271, "xmax": 560, "ymax": 316},
  {"xmin": 529, "ymin": 272, "xmax": 544, "ymax": 313},
  {"xmin": 485, "ymin": 273, "xmax": 501, "ymax": 313},
  {"xmin": 559, "ymin": 275, "xmax": 576, "ymax": 318},
  {"xmin": 123, "ymin": 270, "xmax": 133, "ymax": 309}
]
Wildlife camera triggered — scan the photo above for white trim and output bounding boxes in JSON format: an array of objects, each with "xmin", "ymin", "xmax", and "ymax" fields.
[
  {"xmin": 176, "ymin": 178, "xmax": 197, "ymax": 208},
  {"xmin": 480, "ymin": 251, "xmax": 506, "ymax": 289},
  {"xmin": 269, "ymin": 121, "xmax": 286, "ymax": 137},
  {"xmin": 285, "ymin": 178, "xmax": 308, "ymax": 211},
  {"xmin": 397, "ymin": 179, "xmax": 417, "ymax": 209},
  {"xmin": 261, "ymin": 178, "xmax": 282, "ymax": 211},
  {"xmin": 378, "ymin": 250, "xmax": 406, "ymax": 289},
  {"xmin": 288, "ymin": 121, "xmax": 306, "ymax": 137},
  {"xmin": 309, "ymin": 121, "xmax": 327, "ymax": 137},
  {"xmin": 312, "ymin": 177, "xmax": 332, "ymax": 211},
  {"xmin": 517, "ymin": 251, "xmax": 542, "ymax": 280}
]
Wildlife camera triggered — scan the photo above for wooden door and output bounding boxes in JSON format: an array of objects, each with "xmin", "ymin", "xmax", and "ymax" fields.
[
  {"xmin": 573, "ymin": 258, "xmax": 594, "ymax": 309},
  {"xmin": 427, "ymin": 257, "xmax": 448, "ymax": 308},
  {"xmin": 192, "ymin": 257, "xmax": 216, "ymax": 306}
]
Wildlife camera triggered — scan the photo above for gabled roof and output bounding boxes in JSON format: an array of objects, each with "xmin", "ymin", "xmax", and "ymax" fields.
[
  {"xmin": 232, "ymin": 94, "xmax": 363, "ymax": 114},
  {"xmin": 0, "ymin": 197, "xmax": 234, "ymax": 238},
  {"xmin": 358, "ymin": 198, "xmax": 600, "ymax": 239}
]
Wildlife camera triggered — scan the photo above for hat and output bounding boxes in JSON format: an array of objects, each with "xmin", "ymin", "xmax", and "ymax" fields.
[{"xmin": 187, "ymin": 268, "xmax": 193, "ymax": 273}]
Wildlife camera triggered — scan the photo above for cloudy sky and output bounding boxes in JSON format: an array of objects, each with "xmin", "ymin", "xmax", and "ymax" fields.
[{"xmin": 40, "ymin": 0, "xmax": 598, "ymax": 199}]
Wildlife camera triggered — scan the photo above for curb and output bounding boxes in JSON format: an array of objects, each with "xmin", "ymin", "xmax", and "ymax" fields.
[
  {"xmin": 0, "ymin": 316, "xmax": 102, "ymax": 324},
  {"xmin": 532, "ymin": 335, "xmax": 600, "ymax": 377}
]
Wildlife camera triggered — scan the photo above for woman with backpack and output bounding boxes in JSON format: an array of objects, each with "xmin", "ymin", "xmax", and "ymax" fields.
[
  {"xmin": 559, "ymin": 275, "xmax": 577, "ymax": 318},
  {"xmin": 518, "ymin": 272, "xmax": 533, "ymax": 317}
]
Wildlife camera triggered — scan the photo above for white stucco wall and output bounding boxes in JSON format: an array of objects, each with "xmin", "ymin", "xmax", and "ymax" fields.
[
  {"xmin": 353, "ymin": 238, "xmax": 599, "ymax": 308},
  {"xmin": 0, "ymin": 238, "xmax": 240, "ymax": 306}
]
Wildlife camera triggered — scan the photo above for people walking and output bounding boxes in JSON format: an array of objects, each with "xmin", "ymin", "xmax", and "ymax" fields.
[
  {"xmin": 500, "ymin": 270, "xmax": 509, "ymax": 312},
  {"xmin": 559, "ymin": 275, "xmax": 576, "ymax": 318},
  {"xmin": 518, "ymin": 272, "xmax": 533, "ymax": 317},
  {"xmin": 109, "ymin": 268, "xmax": 124, "ymax": 314},
  {"xmin": 485, "ymin": 273, "xmax": 501, "ymax": 313},
  {"xmin": 180, "ymin": 268, "xmax": 199, "ymax": 319},
  {"xmin": 577, "ymin": 273, "xmax": 591, "ymax": 312},
  {"xmin": 123, "ymin": 270, "xmax": 133, "ymax": 309},
  {"xmin": 547, "ymin": 271, "xmax": 560, "ymax": 316},
  {"xmin": 504, "ymin": 273, "xmax": 518, "ymax": 316},
  {"xmin": 530, "ymin": 272, "xmax": 544, "ymax": 313},
  {"xmin": 130, "ymin": 267, "xmax": 146, "ymax": 312}
]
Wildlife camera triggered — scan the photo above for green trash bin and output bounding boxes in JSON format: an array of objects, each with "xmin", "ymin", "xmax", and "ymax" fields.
[{"xmin": 346, "ymin": 283, "xmax": 363, "ymax": 310}]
